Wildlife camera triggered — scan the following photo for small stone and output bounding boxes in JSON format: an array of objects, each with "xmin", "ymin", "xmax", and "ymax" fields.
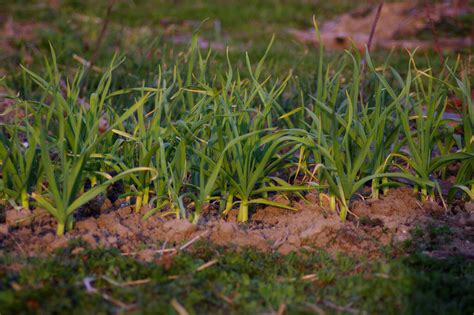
[
  {"xmin": 393, "ymin": 233, "xmax": 410, "ymax": 243},
  {"xmin": 379, "ymin": 233, "xmax": 391, "ymax": 245},
  {"xmin": 0, "ymin": 224, "xmax": 8, "ymax": 234},
  {"xmin": 219, "ymin": 221, "xmax": 236, "ymax": 236},
  {"xmin": 119, "ymin": 244, "xmax": 130, "ymax": 252},
  {"xmin": 75, "ymin": 218, "xmax": 98, "ymax": 232},
  {"xmin": 465, "ymin": 202, "xmax": 474, "ymax": 213},
  {"xmin": 383, "ymin": 220, "xmax": 398, "ymax": 230},
  {"xmin": 393, "ymin": 226, "xmax": 410, "ymax": 243},
  {"xmin": 6, "ymin": 208, "xmax": 31, "ymax": 226},
  {"xmin": 81, "ymin": 233, "xmax": 98, "ymax": 248},
  {"xmin": 164, "ymin": 219, "xmax": 194, "ymax": 233},
  {"xmin": 116, "ymin": 206, "xmax": 133, "ymax": 217},
  {"xmin": 88, "ymin": 197, "xmax": 113, "ymax": 214},
  {"xmin": 137, "ymin": 249, "xmax": 156, "ymax": 262},
  {"xmin": 300, "ymin": 221, "xmax": 331, "ymax": 240},
  {"xmin": 305, "ymin": 192, "xmax": 319, "ymax": 204},
  {"xmin": 226, "ymin": 209, "xmax": 239, "ymax": 223},
  {"xmin": 466, "ymin": 213, "xmax": 474, "ymax": 227},
  {"xmin": 273, "ymin": 195, "xmax": 290, "ymax": 206},
  {"xmin": 49, "ymin": 237, "xmax": 70, "ymax": 251},
  {"xmin": 97, "ymin": 213, "xmax": 131, "ymax": 237},
  {"xmin": 71, "ymin": 247, "xmax": 85, "ymax": 255},
  {"xmin": 278, "ymin": 243, "xmax": 297, "ymax": 255},
  {"xmin": 0, "ymin": 203, "xmax": 5, "ymax": 223},
  {"xmin": 288, "ymin": 234, "xmax": 301, "ymax": 246},
  {"xmin": 114, "ymin": 199, "xmax": 130, "ymax": 208},
  {"xmin": 422, "ymin": 201, "xmax": 444, "ymax": 217},
  {"xmin": 42, "ymin": 233, "xmax": 55, "ymax": 244},
  {"xmin": 106, "ymin": 236, "xmax": 118, "ymax": 244},
  {"xmin": 163, "ymin": 219, "xmax": 197, "ymax": 242},
  {"xmin": 351, "ymin": 201, "xmax": 370, "ymax": 217},
  {"xmin": 31, "ymin": 207, "xmax": 48, "ymax": 217},
  {"xmin": 457, "ymin": 214, "xmax": 467, "ymax": 226}
]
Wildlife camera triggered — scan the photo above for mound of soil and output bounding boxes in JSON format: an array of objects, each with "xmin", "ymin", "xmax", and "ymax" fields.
[
  {"xmin": 1, "ymin": 189, "xmax": 473, "ymax": 260},
  {"xmin": 290, "ymin": 1, "xmax": 473, "ymax": 51}
]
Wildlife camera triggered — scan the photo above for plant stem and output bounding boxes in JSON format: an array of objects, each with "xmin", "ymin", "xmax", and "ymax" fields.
[
  {"xmin": 20, "ymin": 190, "xmax": 29, "ymax": 209},
  {"xmin": 367, "ymin": 2, "xmax": 384, "ymax": 52},
  {"xmin": 67, "ymin": 216, "xmax": 74, "ymax": 231},
  {"xmin": 90, "ymin": 176, "xmax": 97, "ymax": 187},
  {"xmin": 135, "ymin": 195, "xmax": 143, "ymax": 212},
  {"xmin": 339, "ymin": 202, "xmax": 349, "ymax": 221},
  {"xmin": 382, "ymin": 177, "xmax": 389, "ymax": 196},
  {"xmin": 56, "ymin": 221, "xmax": 65, "ymax": 236},
  {"xmin": 143, "ymin": 187, "xmax": 149, "ymax": 206},
  {"xmin": 329, "ymin": 194, "xmax": 336, "ymax": 212},
  {"xmin": 372, "ymin": 179, "xmax": 380, "ymax": 200},
  {"xmin": 192, "ymin": 208, "xmax": 200, "ymax": 224},
  {"xmin": 238, "ymin": 200, "xmax": 249, "ymax": 222},
  {"xmin": 89, "ymin": 0, "xmax": 116, "ymax": 67},
  {"xmin": 174, "ymin": 206, "xmax": 180, "ymax": 219},
  {"xmin": 413, "ymin": 186, "xmax": 419, "ymax": 194},
  {"xmin": 224, "ymin": 192, "xmax": 234, "ymax": 215},
  {"xmin": 421, "ymin": 186, "xmax": 428, "ymax": 202}
]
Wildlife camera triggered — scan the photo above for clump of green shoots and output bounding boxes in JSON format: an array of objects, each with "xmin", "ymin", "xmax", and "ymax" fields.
[
  {"xmin": 0, "ymin": 106, "xmax": 40, "ymax": 209},
  {"xmin": 21, "ymin": 50, "xmax": 156, "ymax": 235},
  {"xmin": 1, "ymin": 26, "xmax": 472, "ymax": 235}
]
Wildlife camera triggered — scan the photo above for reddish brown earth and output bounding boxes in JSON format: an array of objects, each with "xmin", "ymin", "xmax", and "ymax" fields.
[
  {"xmin": 289, "ymin": 1, "xmax": 473, "ymax": 51},
  {"xmin": 1, "ymin": 189, "xmax": 473, "ymax": 261}
]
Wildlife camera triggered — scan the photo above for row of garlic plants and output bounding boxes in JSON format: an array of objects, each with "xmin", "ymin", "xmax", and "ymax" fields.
[{"xmin": 1, "ymin": 37, "xmax": 472, "ymax": 235}]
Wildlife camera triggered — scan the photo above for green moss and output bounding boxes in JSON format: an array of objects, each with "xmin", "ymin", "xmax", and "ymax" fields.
[{"xmin": 1, "ymin": 242, "xmax": 473, "ymax": 314}]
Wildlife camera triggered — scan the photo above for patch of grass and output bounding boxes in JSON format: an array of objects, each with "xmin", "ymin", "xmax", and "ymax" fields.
[
  {"xmin": 3, "ymin": 0, "xmax": 465, "ymax": 90},
  {"xmin": 0, "ymin": 242, "xmax": 473, "ymax": 314}
]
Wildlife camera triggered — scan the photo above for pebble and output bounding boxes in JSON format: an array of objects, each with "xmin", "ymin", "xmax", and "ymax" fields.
[
  {"xmin": 0, "ymin": 224, "xmax": 8, "ymax": 234},
  {"xmin": 71, "ymin": 247, "xmax": 85, "ymax": 255},
  {"xmin": 219, "ymin": 221, "xmax": 236, "ymax": 236},
  {"xmin": 6, "ymin": 208, "xmax": 31, "ymax": 226},
  {"xmin": 75, "ymin": 218, "xmax": 98, "ymax": 232},
  {"xmin": 466, "ymin": 213, "xmax": 474, "ymax": 227},
  {"xmin": 465, "ymin": 202, "xmax": 474, "ymax": 213}
]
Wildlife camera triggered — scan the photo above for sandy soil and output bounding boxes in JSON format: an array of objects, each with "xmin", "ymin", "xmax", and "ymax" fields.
[{"xmin": 1, "ymin": 189, "xmax": 473, "ymax": 261}]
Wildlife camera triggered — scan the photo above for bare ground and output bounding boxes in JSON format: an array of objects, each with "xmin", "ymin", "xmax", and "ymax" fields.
[{"xmin": 1, "ymin": 189, "xmax": 473, "ymax": 261}]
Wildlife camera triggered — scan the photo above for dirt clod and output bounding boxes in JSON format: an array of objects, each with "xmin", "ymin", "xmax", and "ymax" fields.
[
  {"xmin": 5, "ymin": 208, "xmax": 31, "ymax": 226},
  {"xmin": 423, "ymin": 201, "xmax": 446, "ymax": 218},
  {"xmin": 97, "ymin": 213, "xmax": 131, "ymax": 238},
  {"xmin": 164, "ymin": 219, "xmax": 197, "ymax": 242},
  {"xmin": 465, "ymin": 202, "xmax": 474, "ymax": 213},
  {"xmin": 85, "ymin": 197, "xmax": 113, "ymax": 217},
  {"xmin": 75, "ymin": 218, "xmax": 98, "ymax": 232},
  {"xmin": 0, "ymin": 224, "xmax": 8, "ymax": 235}
]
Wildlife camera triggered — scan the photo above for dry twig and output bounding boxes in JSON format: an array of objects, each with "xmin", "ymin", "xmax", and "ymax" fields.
[
  {"xmin": 89, "ymin": 0, "xmax": 117, "ymax": 67},
  {"xmin": 122, "ymin": 230, "xmax": 210, "ymax": 256},
  {"xmin": 101, "ymin": 275, "xmax": 151, "ymax": 287},
  {"xmin": 195, "ymin": 259, "xmax": 219, "ymax": 272},
  {"xmin": 367, "ymin": 2, "xmax": 384, "ymax": 52},
  {"xmin": 322, "ymin": 300, "xmax": 360, "ymax": 314},
  {"xmin": 171, "ymin": 298, "xmax": 190, "ymax": 315},
  {"xmin": 83, "ymin": 277, "xmax": 136, "ymax": 310},
  {"xmin": 276, "ymin": 303, "xmax": 287, "ymax": 315}
]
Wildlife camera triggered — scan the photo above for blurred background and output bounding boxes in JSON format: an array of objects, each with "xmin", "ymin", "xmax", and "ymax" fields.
[{"xmin": 1, "ymin": 0, "xmax": 473, "ymax": 85}]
